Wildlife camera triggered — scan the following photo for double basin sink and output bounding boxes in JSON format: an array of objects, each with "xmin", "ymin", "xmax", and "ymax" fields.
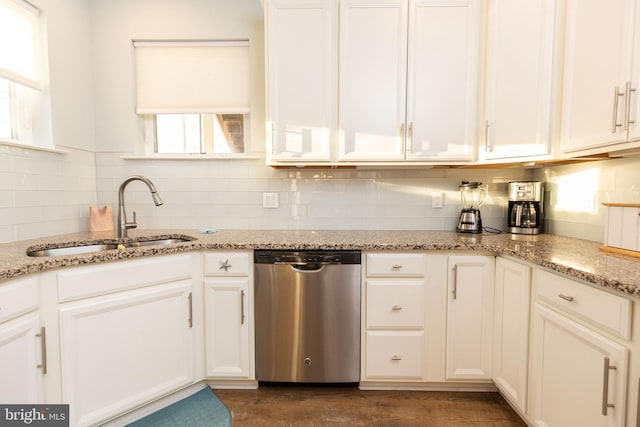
[{"xmin": 27, "ymin": 237, "xmax": 194, "ymax": 257}]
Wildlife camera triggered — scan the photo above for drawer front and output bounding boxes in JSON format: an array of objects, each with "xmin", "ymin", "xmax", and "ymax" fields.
[
  {"xmin": 366, "ymin": 253, "xmax": 426, "ymax": 277},
  {"xmin": 535, "ymin": 269, "xmax": 631, "ymax": 340},
  {"xmin": 365, "ymin": 331, "xmax": 424, "ymax": 379},
  {"xmin": 0, "ymin": 276, "xmax": 39, "ymax": 324},
  {"xmin": 366, "ymin": 279, "xmax": 425, "ymax": 329},
  {"xmin": 58, "ymin": 254, "xmax": 193, "ymax": 302},
  {"xmin": 204, "ymin": 252, "xmax": 250, "ymax": 276}
]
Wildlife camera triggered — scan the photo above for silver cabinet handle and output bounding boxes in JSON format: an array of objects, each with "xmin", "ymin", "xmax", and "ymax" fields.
[
  {"xmin": 625, "ymin": 81, "xmax": 636, "ymax": 131},
  {"xmin": 612, "ymin": 86, "xmax": 624, "ymax": 133},
  {"xmin": 452, "ymin": 265, "xmax": 458, "ymax": 300},
  {"xmin": 240, "ymin": 290, "xmax": 246, "ymax": 325},
  {"xmin": 602, "ymin": 356, "xmax": 617, "ymax": 415},
  {"xmin": 391, "ymin": 355, "xmax": 402, "ymax": 361},
  {"xmin": 271, "ymin": 123, "xmax": 276, "ymax": 155},
  {"xmin": 485, "ymin": 120, "xmax": 493, "ymax": 153},
  {"xmin": 399, "ymin": 123, "xmax": 405, "ymax": 154},
  {"xmin": 407, "ymin": 122, "xmax": 413, "ymax": 155},
  {"xmin": 391, "ymin": 264, "xmax": 403, "ymax": 270},
  {"xmin": 188, "ymin": 292, "xmax": 193, "ymax": 329},
  {"xmin": 558, "ymin": 294, "xmax": 574, "ymax": 302},
  {"xmin": 36, "ymin": 327, "xmax": 47, "ymax": 375},
  {"xmin": 391, "ymin": 305, "xmax": 403, "ymax": 311}
]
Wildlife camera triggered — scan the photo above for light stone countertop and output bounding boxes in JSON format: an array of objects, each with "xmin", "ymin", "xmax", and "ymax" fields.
[{"xmin": 1, "ymin": 229, "xmax": 639, "ymax": 298}]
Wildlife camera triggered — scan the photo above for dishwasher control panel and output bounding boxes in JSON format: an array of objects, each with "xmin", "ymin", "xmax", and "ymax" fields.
[{"xmin": 254, "ymin": 250, "xmax": 361, "ymax": 265}]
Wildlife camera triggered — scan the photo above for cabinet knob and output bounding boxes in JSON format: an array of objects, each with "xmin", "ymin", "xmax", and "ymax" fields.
[
  {"xmin": 219, "ymin": 259, "xmax": 232, "ymax": 272},
  {"xmin": 391, "ymin": 355, "xmax": 402, "ymax": 361}
]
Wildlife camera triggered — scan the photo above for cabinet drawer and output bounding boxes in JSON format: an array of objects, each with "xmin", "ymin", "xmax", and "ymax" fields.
[
  {"xmin": 58, "ymin": 254, "xmax": 193, "ymax": 302},
  {"xmin": 0, "ymin": 276, "xmax": 39, "ymax": 324},
  {"xmin": 366, "ymin": 279, "xmax": 424, "ymax": 329},
  {"xmin": 366, "ymin": 253, "xmax": 425, "ymax": 277},
  {"xmin": 365, "ymin": 331, "xmax": 424, "ymax": 379},
  {"xmin": 535, "ymin": 269, "xmax": 631, "ymax": 340},
  {"xmin": 204, "ymin": 252, "xmax": 250, "ymax": 277}
]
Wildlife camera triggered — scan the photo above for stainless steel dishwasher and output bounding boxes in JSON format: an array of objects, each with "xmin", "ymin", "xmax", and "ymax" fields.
[{"xmin": 254, "ymin": 250, "xmax": 361, "ymax": 383}]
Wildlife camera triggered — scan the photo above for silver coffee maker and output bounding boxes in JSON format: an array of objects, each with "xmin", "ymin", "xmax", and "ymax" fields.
[{"xmin": 508, "ymin": 182, "xmax": 544, "ymax": 234}]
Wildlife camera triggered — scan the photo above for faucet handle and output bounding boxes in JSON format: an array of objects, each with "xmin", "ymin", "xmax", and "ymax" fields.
[{"xmin": 126, "ymin": 211, "xmax": 138, "ymax": 230}]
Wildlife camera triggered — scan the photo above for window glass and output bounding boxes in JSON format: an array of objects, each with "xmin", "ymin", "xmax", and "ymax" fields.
[{"xmin": 153, "ymin": 113, "xmax": 247, "ymax": 154}]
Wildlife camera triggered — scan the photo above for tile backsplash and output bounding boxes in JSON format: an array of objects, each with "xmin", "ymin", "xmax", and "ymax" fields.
[
  {"xmin": 95, "ymin": 152, "xmax": 532, "ymax": 233},
  {"xmin": 0, "ymin": 145, "xmax": 97, "ymax": 243}
]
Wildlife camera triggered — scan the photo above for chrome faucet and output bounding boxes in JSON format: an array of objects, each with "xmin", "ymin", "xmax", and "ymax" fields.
[{"xmin": 117, "ymin": 175, "xmax": 164, "ymax": 238}]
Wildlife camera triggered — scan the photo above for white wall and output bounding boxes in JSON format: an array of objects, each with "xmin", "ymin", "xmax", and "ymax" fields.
[{"xmin": 0, "ymin": 0, "xmax": 96, "ymax": 243}]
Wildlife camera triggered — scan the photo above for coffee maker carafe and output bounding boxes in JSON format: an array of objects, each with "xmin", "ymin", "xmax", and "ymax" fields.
[
  {"xmin": 508, "ymin": 182, "xmax": 544, "ymax": 234},
  {"xmin": 456, "ymin": 181, "xmax": 486, "ymax": 234}
]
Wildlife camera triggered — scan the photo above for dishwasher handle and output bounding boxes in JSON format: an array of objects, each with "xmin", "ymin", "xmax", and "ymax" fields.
[{"xmin": 289, "ymin": 263, "xmax": 326, "ymax": 272}]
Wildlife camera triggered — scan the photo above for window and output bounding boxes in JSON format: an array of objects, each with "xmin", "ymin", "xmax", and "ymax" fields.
[
  {"xmin": 0, "ymin": 0, "xmax": 52, "ymax": 148},
  {"xmin": 134, "ymin": 40, "xmax": 250, "ymax": 155}
]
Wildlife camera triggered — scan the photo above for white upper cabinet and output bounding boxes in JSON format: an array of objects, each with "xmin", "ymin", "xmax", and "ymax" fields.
[
  {"xmin": 339, "ymin": 0, "xmax": 408, "ymax": 161},
  {"xmin": 406, "ymin": 0, "xmax": 480, "ymax": 161},
  {"xmin": 482, "ymin": 0, "xmax": 557, "ymax": 160},
  {"xmin": 560, "ymin": 0, "xmax": 639, "ymax": 154},
  {"xmin": 340, "ymin": 0, "xmax": 481, "ymax": 162},
  {"xmin": 265, "ymin": 0, "xmax": 338, "ymax": 163}
]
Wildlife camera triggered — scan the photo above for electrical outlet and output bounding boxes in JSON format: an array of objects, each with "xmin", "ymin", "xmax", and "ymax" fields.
[
  {"xmin": 263, "ymin": 192, "xmax": 279, "ymax": 209},
  {"xmin": 431, "ymin": 192, "xmax": 444, "ymax": 209}
]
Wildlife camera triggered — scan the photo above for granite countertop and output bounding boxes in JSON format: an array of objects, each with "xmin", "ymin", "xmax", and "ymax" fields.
[{"xmin": 1, "ymin": 229, "xmax": 639, "ymax": 298}]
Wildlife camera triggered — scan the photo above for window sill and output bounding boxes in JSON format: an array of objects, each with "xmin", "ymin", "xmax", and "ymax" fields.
[
  {"xmin": 0, "ymin": 139, "xmax": 69, "ymax": 155},
  {"xmin": 120, "ymin": 153, "xmax": 262, "ymax": 161}
]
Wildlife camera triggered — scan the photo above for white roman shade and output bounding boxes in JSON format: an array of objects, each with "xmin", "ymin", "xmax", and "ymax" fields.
[
  {"xmin": 133, "ymin": 40, "xmax": 250, "ymax": 114},
  {"xmin": 0, "ymin": 0, "xmax": 41, "ymax": 90}
]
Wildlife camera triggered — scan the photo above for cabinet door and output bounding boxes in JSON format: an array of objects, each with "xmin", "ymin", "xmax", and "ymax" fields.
[
  {"xmin": 560, "ymin": 0, "xmax": 636, "ymax": 152},
  {"xmin": 531, "ymin": 304, "xmax": 628, "ymax": 427},
  {"xmin": 204, "ymin": 279, "xmax": 253, "ymax": 379},
  {"xmin": 0, "ymin": 313, "xmax": 43, "ymax": 403},
  {"xmin": 446, "ymin": 255, "xmax": 495, "ymax": 380},
  {"xmin": 406, "ymin": 0, "xmax": 479, "ymax": 161},
  {"xmin": 59, "ymin": 281, "xmax": 194, "ymax": 427},
  {"xmin": 493, "ymin": 257, "xmax": 531, "ymax": 413},
  {"xmin": 266, "ymin": 0, "xmax": 337, "ymax": 162},
  {"xmin": 483, "ymin": 0, "xmax": 555, "ymax": 159},
  {"xmin": 339, "ymin": 0, "xmax": 408, "ymax": 161}
]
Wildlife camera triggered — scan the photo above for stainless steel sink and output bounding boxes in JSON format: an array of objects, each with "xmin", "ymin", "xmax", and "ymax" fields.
[{"xmin": 27, "ymin": 237, "xmax": 193, "ymax": 257}]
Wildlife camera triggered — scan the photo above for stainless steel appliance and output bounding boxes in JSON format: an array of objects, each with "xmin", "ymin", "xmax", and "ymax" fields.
[
  {"xmin": 508, "ymin": 181, "xmax": 544, "ymax": 234},
  {"xmin": 254, "ymin": 250, "xmax": 361, "ymax": 383},
  {"xmin": 456, "ymin": 181, "xmax": 487, "ymax": 234}
]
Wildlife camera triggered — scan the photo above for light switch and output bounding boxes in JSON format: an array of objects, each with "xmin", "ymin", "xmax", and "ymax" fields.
[
  {"xmin": 431, "ymin": 192, "xmax": 444, "ymax": 209},
  {"xmin": 263, "ymin": 193, "xmax": 279, "ymax": 209}
]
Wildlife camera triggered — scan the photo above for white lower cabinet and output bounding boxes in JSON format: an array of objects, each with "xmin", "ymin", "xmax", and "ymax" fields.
[
  {"xmin": 446, "ymin": 255, "xmax": 495, "ymax": 380},
  {"xmin": 57, "ymin": 255, "xmax": 196, "ymax": 427},
  {"xmin": 204, "ymin": 279, "xmax": 252, "ymax": 378},
  {"xmin": 0, "ymin": 275, "xmax": 44, "ymax": 404},
  {"xmin": 530, "ymin": 270, "xmax": 631, "ymax": 427},
  {"xmin": 203, "ymin": 251, "xmax": 254, "ymax": 381},
  {"xmin": 493, "ymin": 257, "xmax": 531, "ymax": 414},
  {"xmin": 0, "ymin": 312, "xmax": 44, "ymax": 403},
  {"xmin": 362, "ymin": 253, "xmax": 447, "ymax": 383}
]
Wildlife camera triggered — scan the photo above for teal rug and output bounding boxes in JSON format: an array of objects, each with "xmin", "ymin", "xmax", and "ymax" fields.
[{"xmin": 127, "ymin": 387, "xmax": 232, "ymax": 427}]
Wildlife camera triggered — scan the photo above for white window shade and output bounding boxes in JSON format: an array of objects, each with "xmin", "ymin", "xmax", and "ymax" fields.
[
  {"xmin": 0, "ymin": 0, "xmax": 41, "ymax": 90},
  {"xmin": 134, "ymin": 40, "xmax": 250, "ymax": 114}
]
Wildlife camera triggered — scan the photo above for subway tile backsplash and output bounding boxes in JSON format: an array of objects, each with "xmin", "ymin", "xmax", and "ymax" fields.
[
  {"xmin": 95, "ymin": 153, "xmax": 531, "ymax": 233},
  {"xmin": 4, "ymin": 146, "xmax": 636, "ymax": 245}
]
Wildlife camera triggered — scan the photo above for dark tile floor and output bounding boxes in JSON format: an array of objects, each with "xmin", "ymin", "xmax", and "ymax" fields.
[{"xmin": 215, "ymin": 386, "xmax": 527, "ymax": 426}]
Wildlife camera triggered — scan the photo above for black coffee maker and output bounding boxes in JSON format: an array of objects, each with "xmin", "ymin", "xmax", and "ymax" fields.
[{"xmin": 508, "ymin": 182, "xmax": 544, "ymax": 234}]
